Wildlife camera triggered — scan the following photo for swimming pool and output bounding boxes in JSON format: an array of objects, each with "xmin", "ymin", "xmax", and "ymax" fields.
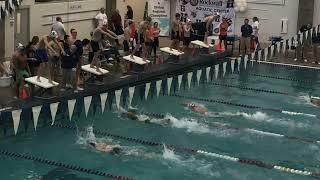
[{"xmin": 0, "ymin": 60, "xmax": 319, "ymax": 180}]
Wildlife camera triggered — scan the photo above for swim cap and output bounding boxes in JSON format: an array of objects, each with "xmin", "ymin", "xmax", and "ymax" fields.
[
  {"xmin": 111, "ymin": 147, "xmax": 122, "ymax": 155},
  {"xmin": 88, "ymin": 142, "xmax": 96, "ymax": 147},
  {"xmin": 49, "ymin": 31, "xmax": 58, "ymax": 38},
  {"xmin": 102, "ymin": 19, "xmax": 108, "ymax": 26},
  {"xmin": 16, "ymin": 43, "xmax": 25, "ymax": 50}
]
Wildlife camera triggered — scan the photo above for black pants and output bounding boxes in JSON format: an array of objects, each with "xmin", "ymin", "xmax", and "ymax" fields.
[{"xmin": 153, "ymin": 37, "xmax": 159, "ymax": 56}]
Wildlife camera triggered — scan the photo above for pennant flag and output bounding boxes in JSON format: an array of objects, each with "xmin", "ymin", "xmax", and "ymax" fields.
[
  {"xmin": 32, "ymin": 106, "xmax": 42, "ymax": 130},
  {"xmin": 311, "ymin": 28, "xmax": 313, "ymax": 39},
  {"xmin": 283, "ymin": 41, "xmax": 287, "ymax": 54},
  {"xmin": 251, "ymin": 52, "xmax": 255, "ymax": 60},
  {"xmin": 100, "ymin": 92, "xmax": 108, "ymax": 113},
  {"xmin": 264, "ymin": 48, "xmax": 268, "ymax": 61},
  {"xmin": 215, "ymin": 64, "xmax": 219, "ymax": 79},
  {"xmin": 145, "ymin": 83, "xmax": 151, "ymax": 99},
  {"xmin": 270, "ymin": 45, "xmax": 274, "ymax": 57},
  {"xmin": 305, "ymin": 30, "xmax": 308, "ymax": 40},
  {"xmin": 167, "ymin": 77, "xmax": 173, "ymax": 95},
  {"xmin": 115, "ymin": 89, "xmax": 122, "ymax": 109},
  {"xmin": 156, "ymin": 80, "xmax": 162, "ymax": 97},
  {"xmin": 12, "ymin": 109, "xmax": 22, "ymax": 135},
  {"xmin": 276, "ymin": 42, "xmax": 281, "ymax": 53},
  {"xmin": 222, "ymin": 62, "xmax": 227, "ymax": 77},
  {"xmin": 206, "ymin": 67, "xmax": 211, "ymax": 82},
  {"xmin": 244, "ymin": 55, "xmax": 248, "ymax": 70},
  {"xmin": 177, "ymin": 75, "xmax": 182, "ymax": 91},
  {"xmin": 288, "ymin": 39, "xmax": 292, "ymax": 49},
  {"xmin": 196, "ymin": 69, "xmax": 202, "ymax": 86},
  {"xmin": 187, "ymin": 72, "xmax": 193, "ymax": 88},
  {"xmin": 128, "ymin": 87, "xmax": 135, "ymax": 106},
  {"xmin": 67, "ymin": 99, "xmax": 76, "ymax": 121},
  {"xmin": 50, "ymin": 102, "xmax": 59, "ymax": 125},
  {"xmin": 231, "ymin": 59, "xmax": 235, "ymax": 73},
  {"xmin": 258, "ymin": 50, "xmax": 262, "ymax": 61},
  {"xmin": 84, "ymin": 96, "xmax": 92, "ymax": 117},
  {"xmin": 237, "ymin": 58, "xmax": 241, "ymax": 72}
]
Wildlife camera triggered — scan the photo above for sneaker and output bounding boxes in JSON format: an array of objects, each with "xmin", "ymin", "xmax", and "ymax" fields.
[
  {"xmin": 66, "ymin": 84, "xmax": 73, "ymax": 89},
  {"xmin": 76, "ymin": 87, "xmax": 84, "ymax": 91}
]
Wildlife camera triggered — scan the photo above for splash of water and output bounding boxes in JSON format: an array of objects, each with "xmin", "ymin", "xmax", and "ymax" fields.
[
  {"xmin": 164, "ymin": 114, "xmax": 211, "ymax": 134},
  {"xmin": 76, "ymin": 126, "xmax": 97, "ymax": 145},
  {"xmin": 162, "ymin": 144, "xmax": 181, "ymax": 161},
  {"xmin": 281, "ymin": 111, "xmax": 317, "ymax": 118}
]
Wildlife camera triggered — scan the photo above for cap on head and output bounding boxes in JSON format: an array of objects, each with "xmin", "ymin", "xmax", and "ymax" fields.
[
  {"xmin": 49, "ymin": 31, "xmax": 58, "ymax": 39},
  {"xmin": 16, "ymin": 43, "xmax": 25, "ymax": 51},
  {"xmin": 102, "ymin": 19, "xmax": 108, "ymax": 26}
]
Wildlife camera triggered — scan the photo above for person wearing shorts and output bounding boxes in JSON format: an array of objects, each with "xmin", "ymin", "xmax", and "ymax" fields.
[
  {"xmin": 219, "ymin": 18, "xmax": 229, "ymax": 50},
  {"xmin": 151, "ymin": 22, "xmax": 160, "ymax": 57},
  {"xmin": 183, "ymin": 19, "xmax": 194, "ymax": 51},
  {"xmin": 170, "ymin": 13, "xmax": 182, "ymax": 51}
]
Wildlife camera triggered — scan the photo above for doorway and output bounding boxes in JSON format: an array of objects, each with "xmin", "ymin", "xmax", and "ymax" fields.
[
  {"xmin": 14, "ymin": 8, "xmax": 30, "ymax": 46},
  {"xmin": 297, "ymin": 0, "xmax": 314, "ymax": 30},
  {"xmin": 0, "ymin": 20, "xmax": 4, "ymax": 60}
]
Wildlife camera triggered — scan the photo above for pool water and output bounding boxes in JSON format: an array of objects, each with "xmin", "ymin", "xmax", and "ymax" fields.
[{"xmin": 0, "ymin": 62, "xmax": 320, "ymax": 180}]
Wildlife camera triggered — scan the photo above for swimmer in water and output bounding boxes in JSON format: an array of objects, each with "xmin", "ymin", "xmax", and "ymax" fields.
[
  {"xmin": 181, "ymin": 102, "xmax": 209, "ymax": 114},
  {"xmin": 88, "ymin": 142, "xmax": 122, "ymax": 155},
  {"xmin": 121, "ymin": 110, "xmax": 171, "ymax": 124},
  {"xmin": 310, "ymin": 96, "xmax": 320, "ymax": 107}
]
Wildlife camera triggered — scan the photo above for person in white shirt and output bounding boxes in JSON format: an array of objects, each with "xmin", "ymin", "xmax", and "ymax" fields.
[
  {"xmin": 51, "ymin": 17, "xmax": 66, "ymax": 41},
  {"xmin": 251, "ymin": 16, "xmax": 260, "ymax": 50},
  {"xmin": 95, "ymin": 8, "xmax": 108, "ymax": 28}
]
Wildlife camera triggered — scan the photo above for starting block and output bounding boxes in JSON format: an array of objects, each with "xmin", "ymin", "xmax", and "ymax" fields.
[
  {"xmin": 123, "ymin": 55, "xmax": 150, "ymax": 65},
  {"xmin": 160, "ymin": 47, "xmax": 184, "ymax": 56},
  {"xmin": 191, "ymin": 40, "xmax": 214, "ymax": 48},
  {"xmin": 81, "ymin": 64, "xmax": 109, "ymax": 76},
  {"xmin": 25, "ymin": 76, "xmax": 59, "ymax": 99}
]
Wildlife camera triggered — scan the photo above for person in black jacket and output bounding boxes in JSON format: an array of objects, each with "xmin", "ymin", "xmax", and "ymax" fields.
[{"xmin": 240, "ymin": 18, "xmax": 253, "ymax": 55}]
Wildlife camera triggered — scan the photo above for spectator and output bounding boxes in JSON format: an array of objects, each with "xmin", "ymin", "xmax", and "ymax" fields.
[
  {"xmin": 219, "ymin": 17, "xmax": 229, "ymax": 50},
  {"xmin": 70, "ymin": 28, "xmax": 78, "ymax": 44},
  {"xmin": 151, "ymin": 22, "xmax": 161, "ymax": 57},
  {"xmin": 251, "ymin": 16, "xmax": 260, "ymax": 50},
  {"xmin": 182, "ymin": 19, "xmax": 193, "ymax": 51},
  {"xmin": 126, "ymin": 5, "xmax": 133, "ymax": 20},
  {"xmin": 144, "ymin": 22, "xmax": 154, "ymax": 59},
  {"xmin": 60, "ymin": 35, "xmax": 83, "ymax": 92},
  {"xmin": 240, "ymin": 18, "xmax": 253, "ymax": 55},
  {"xmin": 26, "ymin": 36, "xmax": 40, "ymax": 76},
  {"xmin": 123, "ymin": 20, "xmax": 134, "ymax": 55},
  {"xmin": 95, "ymin": 7, "xmax": 108, "ymax": 28},
  {"xmin": 51, "ymin": 17, "xmax": 65, "ymax": 41},
  {"xmin": 111, "ymin": 9, "xmax": 124, "ymax": 36}
]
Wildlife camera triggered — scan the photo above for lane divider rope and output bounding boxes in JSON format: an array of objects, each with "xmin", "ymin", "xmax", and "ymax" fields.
[
  {"xmin": 247, "ymin": 73, "xmax": 313, "ymax": 83},
  {"xmin": 202, "ymin": 82, "xmax": 293, "ymax": 96},
  {"xmin": 0, "ymin": 149, "xmax": 132, "ymax": 180},
  {"xmin": 251, "ymin": 60, "xmax": 320, "ymax": 71},
  {"xmin": 52, "ymin": 124, "xmax": 320, "ymax": 179},
  {"xmin": 139, "ymin": 112, "xmax": 320, "ymax": 144}
]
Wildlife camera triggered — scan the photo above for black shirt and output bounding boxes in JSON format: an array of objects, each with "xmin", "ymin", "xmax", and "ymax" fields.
[
  {"xmin": 241, "ymin": 24, "xmax": 253, "ymax": 37},
  {"xmin": 127, "ymin": 10, "xmax": 133, "ymax": 20}
]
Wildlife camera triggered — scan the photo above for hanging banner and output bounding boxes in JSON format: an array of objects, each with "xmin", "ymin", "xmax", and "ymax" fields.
[
  {"xmin": 68, "ymin": 99, "xmax": 76, "ymax": 121},
  {"xmin": 32, "ymin": 106, "xmax": 42, "ymax": 130},
  {"xmin": 176, "ymin": 0, "xmax": 236, "ymax": 35},
  {"xmin": 115, "ymin": 89, "xmax": 122, "ymax": 109},
  {"xmin": 187, "ymin": 72, "xmax": 193, "ymax": 89},
  {"xmin": 148, "ymin": 0, "xmax": 171, "ymax": 36},
  {"xmin": 178, "ymin": 75, "xmax": 183, "ymax": 91},
  {"xmin": 12, "ymin": 109, "xmax": 22, "ymax": 135},
  {"xmin": 222, "ymin": 62, "xmax": 227, "ymax": 77},
  {"xmin": 100, "ymin": 92, "xmax": 108, "ymax": 113},
  {"xmin": 215, "ymin": 64, "xmax": 219, "ymax": 79},
  {"xmin": 156, "ymin": 80, "xmax": 162, "ymax": 97},
  {"xmin": 231, "ymin": 59, "xmax": 235, "ymax": 73},
  {"xmin": 206, "ymin": 67, "xmax": 211, "ymax": 82},
  {"xmin": 167, "ymin": 77, "xmax": 173, "ymax": 95},
  {"xmin": 244, "ymin": 55, "xmax": 248, "ymax": 70},
  {"xmin": 50, "ymin": 102, "xmax": 59, "ymax": 125},
  {"xmin": 196, "ymin": 69, "xmax": 202, "ymax": 86},
  {"xmin": 145, "ymin": 83, "xmax": 151, "ymax": 100},
  {"xmin": 84, "ymin": 96, "xmax": 92, "ymax": 117},
  {"xmin": 128, "ymin": 87, "xmax": 135, "ymax": 106}
]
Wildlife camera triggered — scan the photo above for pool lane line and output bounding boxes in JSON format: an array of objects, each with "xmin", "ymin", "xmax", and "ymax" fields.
[
  {"xmin": 166, "ymin": 94, "xmax": 317, "ymax": 118},
  {"xmin": 52, "ymin": 124, "xmax": 320, "ymax": 179},
  {"xmin": 139, "ymin": 112, "xmax": 320, "ymax": 145},
  {"xmin": 247, "ymin": 73, "xmax": 314, "ymax": 84},
  {"xmin": 251, "ymin": 60, "xmax": 320, "ymax": 71},
  {"xmin": 0, "ymin": 149, "xmax": 132, "ymax": 180},
  {"xmin": 201, "ymin": 82, "xmax": 293, "ymax": 96}
]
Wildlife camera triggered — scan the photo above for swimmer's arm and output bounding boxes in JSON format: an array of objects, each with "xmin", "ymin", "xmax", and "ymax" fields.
[
  {"xmin": 53, "ymin": 39, "xmax": 65, "ymax": 55},
  {"xmin": 44, "ymin": 37, "xmax": 56, "ymax": 54}
]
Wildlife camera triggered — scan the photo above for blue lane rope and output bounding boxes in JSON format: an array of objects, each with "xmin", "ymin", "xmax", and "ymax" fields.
[
  {"xmin": 247, "ymin": 73, "xmax": 314, "ymax": 83},
  {"xmin": 0, "ymin": 149, "xmax": 133, "ymax": 180},
  {"xmin": 139, "ymin": 111, "xmax": 320, "ymax": 145},
  {"xmin": 251, "ymin": 60, "xmax": 320, "ymax": 71},
  {"xmin": 202, "ymin": 82, "xmax": 293, "ymax": 96},
  {"xmin": 51, "ymin": 124, "xmax": 320, "ymax": 179}
]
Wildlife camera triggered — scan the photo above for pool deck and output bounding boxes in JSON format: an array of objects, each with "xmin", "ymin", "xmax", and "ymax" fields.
[{"xmin": 0, "ymin": 50, "xmax": 232, "ymax": 112}]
